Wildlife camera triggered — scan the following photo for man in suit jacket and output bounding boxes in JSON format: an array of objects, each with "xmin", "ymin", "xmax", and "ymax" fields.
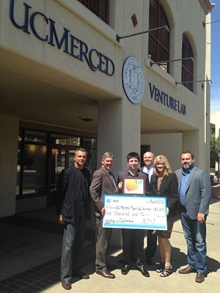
[
  {"xmin": 54, "ymin": 148, "xmax": 91, "ymax": 290},
  {"xmin": 175, "ymin": 151, "xmax": 211, "ymax": 283},
  {"xmin": 90, "ymin": 152, "xmax": 118, "ymax": 279},
  {"xmin": 117, "ymin": 152, "xmax": 150, "ymax": 278},
  {"xmin": 141, "ymin": 151, "xmax": 157, "ymax": 265}
]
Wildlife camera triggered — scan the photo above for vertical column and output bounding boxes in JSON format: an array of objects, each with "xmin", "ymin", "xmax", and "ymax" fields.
[
  {"xmin": 97, "ymin": 98, "xmax": 141, "ymax": 174},
  {"xmin": 0, "ymin": 115, "xmax": 19, "ymax": 217},
  {"xmin": 97, "ymin": 97, "xmax": 141, "ymax": 246},
  {"xmin": 182, "ymin": 129, "xmax": 209, "ymax": 172}
]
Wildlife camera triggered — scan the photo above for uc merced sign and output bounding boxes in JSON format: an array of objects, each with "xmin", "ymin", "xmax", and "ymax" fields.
[
  {"xmin": 122, "ymin": 56, "xmax": 145, "ymax": 104},
  {"xmin": 9, "ymin": 0, "xmax": 115, "ymax": 76}
]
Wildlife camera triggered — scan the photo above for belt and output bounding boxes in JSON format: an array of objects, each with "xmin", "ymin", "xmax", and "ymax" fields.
[{"xmin": 180, "ymin": 205, "xmax": 187, "ymax": 213}]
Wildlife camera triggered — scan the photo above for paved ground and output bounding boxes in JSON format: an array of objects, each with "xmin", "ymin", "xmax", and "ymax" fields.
[{"xmin": 0, "ymin": 198, "xmax": 220, "ymax": 293}]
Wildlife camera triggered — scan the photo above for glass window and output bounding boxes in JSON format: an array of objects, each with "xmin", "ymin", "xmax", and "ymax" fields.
[
  {"xmin": 17, "ymin": 130, "xmax": 47, "ymax": 196},
  {"xmin": 83, "ymin": 138, "xmax": 97, "ymax": 148},
  {"xmin": 78, "ymin": 0, "xmax": 109, "ymax": 24},
  {"xmin": 50, "ymin": 148, "xmax": 66, "ymax": 193},
  {"xmin": 17, "ymin": 128, "xmax": 97, "ymax": 198},
  {"xmin": 182, "ymin": 34, "xmax": 194, "ymax": 92},
  {"xmin": 50, "ymin": 134, "xmax": 81, "ymax": 146},
  {"xmin": 83, "ymin": 138, "xmax": 97, "ymax": 175},
  {"xmin": 22, "ymin": 144, "xmax": 47, "ymax": 195},
  {"xmin": 148, "ymin": 0, "xmax": 170, "ymax": 72},
  {"xmin": 24, "ymin": 130, "xmax": 47, "ymax": 144},
  {"xmin": 17, "ymin": 133, "xmax": 22, "ymax": 196},
  {"xmin": 85, "ymin": 148, "xmax": 97, "ymax": 175}
]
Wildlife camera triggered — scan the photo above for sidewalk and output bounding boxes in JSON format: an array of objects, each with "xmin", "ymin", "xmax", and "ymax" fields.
[{"xmin": 0, "ymin": 198, "xmax": 220, "ymax": 293}]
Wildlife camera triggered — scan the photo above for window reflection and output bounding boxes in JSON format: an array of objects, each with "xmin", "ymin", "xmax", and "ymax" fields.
[
  {"xmin": 17, "ymin": 129, "xmax": 97, "ymax": 197},
  {"xmin": 21, "ymin": 144, "xmax": 47, "ymax": 195}
]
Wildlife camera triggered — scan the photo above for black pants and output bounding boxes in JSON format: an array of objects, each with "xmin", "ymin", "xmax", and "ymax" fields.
[
  {"xmin": 122, "ymin": 228, "xmax": 145, "ymax": 265},
  {"xmin": 144, "ymin": 230, "xmax": 157, "ymax": 258}
]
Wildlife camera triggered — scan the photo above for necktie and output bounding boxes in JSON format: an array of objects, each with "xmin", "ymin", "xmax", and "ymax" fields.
[
  {"xmin": 147, "ymin": 168, "xmax": 151, "ymax": 182},
  {"xmin": 109, "ymin": 171, "xmax": 117, "ymax": 189}
]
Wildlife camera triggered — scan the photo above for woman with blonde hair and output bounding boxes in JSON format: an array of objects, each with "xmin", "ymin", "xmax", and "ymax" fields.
[{"xmin": 149, "ymin": 155, "xmax": 178, "ymax": 277}]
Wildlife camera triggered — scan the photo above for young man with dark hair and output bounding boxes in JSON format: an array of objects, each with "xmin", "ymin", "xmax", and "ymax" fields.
[{"xmin": 117, "ymin": 151, "xmax": 150, "ymax": 277}]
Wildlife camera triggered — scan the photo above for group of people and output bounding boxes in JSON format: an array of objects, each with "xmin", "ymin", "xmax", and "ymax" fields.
[{"xmin": 54, "ymin": 148, "xmax": 211, "ymax": 290}]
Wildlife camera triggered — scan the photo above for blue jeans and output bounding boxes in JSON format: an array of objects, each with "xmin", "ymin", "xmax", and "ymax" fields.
[
  {"xmin": 181, "ymin": 211, "xmax": 207, "ymax": 273},
  {"xmin": 61, "ymin": 214, "xmax": 86, "ymax": 282}
]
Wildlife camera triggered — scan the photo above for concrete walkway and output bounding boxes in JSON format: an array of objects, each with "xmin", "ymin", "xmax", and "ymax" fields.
[{"xmin": 0, "ymin": 198, "xmax": 220, "ymax": 293}]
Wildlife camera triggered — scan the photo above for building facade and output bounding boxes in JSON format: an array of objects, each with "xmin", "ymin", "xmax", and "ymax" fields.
[{"xmin": 0, "ymin": 0, "xmax": 213, "ymax": 218}]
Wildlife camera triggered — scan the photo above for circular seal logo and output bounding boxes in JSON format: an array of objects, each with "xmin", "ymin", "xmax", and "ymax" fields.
[{"xmin": 122, "ymin": 56, "xmax": 145, "ymax": 104}]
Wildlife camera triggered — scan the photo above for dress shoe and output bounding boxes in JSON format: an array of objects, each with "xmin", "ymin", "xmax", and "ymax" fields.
[
  {"xmin": 73, "ymin": 270, "xmax": 90, "ymax": 279},
  {"xmin": 121, "ymin": 264, "xmax": 130, "ymax": 275},
  {"xmin": 179, "ymin": 266, "xmax": 196, "ymax": 274},
  {"xmin": 96, "ymin": 270, "xmax": 115, "ymax": 279},
  {"xmin": 146, "ymin": 257, "xmax": 154, "ymax": 265},
  {"xmin": 195, "ymin": 272, "xmax": 205, "ymax": 283},
  {"xmin": 136, "ymin": 263, "xmax": 150, "ymax": 277},
  {"xmin": 61, "ymin": 281, "xmax": 72, "ymax": 290}
]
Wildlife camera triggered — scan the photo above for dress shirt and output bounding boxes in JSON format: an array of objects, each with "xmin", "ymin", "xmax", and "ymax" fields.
[
  {"xmin": 143, "ymin": 165, "xmax": 154, "ymax": 182},
  {"xmin": 179, "ymin": 164, "xmax": 194, "ymax": 206}
]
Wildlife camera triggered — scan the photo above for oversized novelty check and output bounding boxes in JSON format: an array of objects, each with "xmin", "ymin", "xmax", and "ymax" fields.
[{"xmin": 103, "ymin": 195, "xmax": 167, "ymax": 230}]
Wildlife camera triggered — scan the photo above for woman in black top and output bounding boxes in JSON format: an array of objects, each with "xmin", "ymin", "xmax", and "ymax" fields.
[{"xmin": 150, "ymin": 155, "xmax": 178, "ymax": 277}]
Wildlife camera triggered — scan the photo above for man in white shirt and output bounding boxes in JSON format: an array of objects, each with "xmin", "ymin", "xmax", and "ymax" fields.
[{"xmin": 142, "ymin": 151, "xmax": 157, "ymax": 265}]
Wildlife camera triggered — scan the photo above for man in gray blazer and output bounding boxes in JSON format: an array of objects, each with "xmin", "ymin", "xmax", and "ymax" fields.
[
  {"xmin": 90, "ymin": 152, "xmax": 118, "ymax": 279},
  {"xmin": 175, "ymin": 151, "xmax": 211, "ymax": 283}
]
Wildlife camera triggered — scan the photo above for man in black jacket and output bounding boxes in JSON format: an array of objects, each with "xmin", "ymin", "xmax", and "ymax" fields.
[{"xmin": 54, "ymin": 148, "xmax": 91, "ymax": 290}]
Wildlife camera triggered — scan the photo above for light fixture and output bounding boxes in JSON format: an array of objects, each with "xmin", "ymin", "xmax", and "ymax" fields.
[
  {"xmin": 175, "ymin": 79, "xmax": 212, "ymax": 85},
  {"xmin": 116, "ymin": 25, "xmax": 169, "ymax": 42},
  {"xmin": 79, "ymin": 117, "xmax": 94, "ymax": 122},
  {"xmin": 203, "ymin": 19, "xmax": 220, "ymax": 27},
  {"xmin": 150, "ymin": 57, "xmax": 194, "ymax": 67}
]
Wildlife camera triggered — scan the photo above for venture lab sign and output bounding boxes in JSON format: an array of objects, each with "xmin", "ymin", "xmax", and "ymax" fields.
[
  {"xmin": 149, "ymin": 82, "xmax": 186, "ymax": 115},
  {"xmin": 9, "ymin": 0, "xmax": 115, "ymax": 76}
]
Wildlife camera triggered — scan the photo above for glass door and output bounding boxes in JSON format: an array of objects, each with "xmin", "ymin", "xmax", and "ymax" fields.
[
  {"xmin": 49, "ymin": 147, "xmax": 66, "ymax": 194},
  {"xmin": 48, "ymin": 146, "xmax": 80, "ymax": 195}
]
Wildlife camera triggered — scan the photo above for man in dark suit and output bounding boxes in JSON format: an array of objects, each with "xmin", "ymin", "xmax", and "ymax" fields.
[
  {"xmin": 90, "ymin": 152, "xmax": 118, "ymax": 279},
  {"xmin": 117, "ymin": 151, "xmax": 150, "ymax": 277},
  {"xmin": 175, "ymin": 151, "xmax": 211, "ymax": 283},
  {"xmin": 54, "ymin": 148, "xmax": 91, "ymax": 290},
  {"xmin": 141, "ymin": 151, "xmax": 157, "ymax": 265}
]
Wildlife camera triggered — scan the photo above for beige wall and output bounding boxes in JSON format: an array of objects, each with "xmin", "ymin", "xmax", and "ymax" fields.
[
  {"xmin": 0, "ymin": 0, "xmax": 212, "ymax": 218},
  {"xmin": 141, "ymin": 133, "xmax": 182, "ymax": 171},
  {"xmin": 0, "ymin": 115, "xmax": 19, "ymax": 217}
]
